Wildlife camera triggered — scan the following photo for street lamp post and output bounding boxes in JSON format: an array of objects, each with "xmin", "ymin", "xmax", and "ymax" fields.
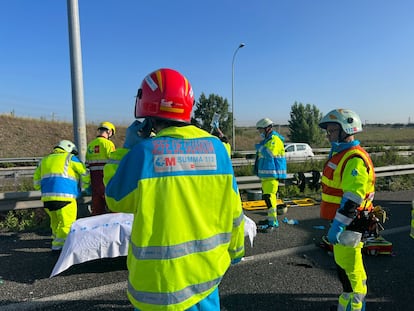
[{"xmin": 231, "ymin": 43, "xmax": 245, "ymax": 153}]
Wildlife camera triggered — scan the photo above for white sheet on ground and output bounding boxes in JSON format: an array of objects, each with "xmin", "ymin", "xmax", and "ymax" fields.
[
  {"xmin": 50, "ymin": 213, "xmax": 133, "ymax": 277},
  {"xmin": 50, "ymin": 213, "xmax": 257, "ymax": 277}
]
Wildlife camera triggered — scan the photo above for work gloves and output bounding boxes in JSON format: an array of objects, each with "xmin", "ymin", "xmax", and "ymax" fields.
[
  {"xmin": 327, "ymin": 219, "xmax": 346, "ymax": 245},
  {"xmin": 82, "ymin": 186, "xmax": 91, "ymax": 196},
  {"xmin": 231, "ymin": 257, "xmax": 242, "ymax": 265}
]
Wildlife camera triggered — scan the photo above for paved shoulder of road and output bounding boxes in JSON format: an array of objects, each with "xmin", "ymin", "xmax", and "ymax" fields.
[{"xmin": 0, "ymin": 190, "xmax": 413, "ymax": 311}]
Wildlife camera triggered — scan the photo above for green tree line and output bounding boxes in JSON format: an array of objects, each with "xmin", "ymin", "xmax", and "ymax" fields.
[{"xmin": 192, "ymin": 93, "xmax": 325, "ymax": 145}]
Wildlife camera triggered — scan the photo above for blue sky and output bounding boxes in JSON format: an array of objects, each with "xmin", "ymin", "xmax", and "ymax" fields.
[{"xmin": 1, "ymin": 0, "xmax": 414, "ymax": 126}]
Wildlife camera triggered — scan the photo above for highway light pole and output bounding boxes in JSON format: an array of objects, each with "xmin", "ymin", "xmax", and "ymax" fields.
[
  {"xmin": 67, "ymin": 0, "xmax": 87, "ymax": 162},
  {"xmin": 231, "ymin": 43, "xmax": 245, "ymax": 153}
]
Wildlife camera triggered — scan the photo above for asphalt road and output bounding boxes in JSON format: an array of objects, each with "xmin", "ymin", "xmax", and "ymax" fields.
[{"xmin": 0, "ymin": 190, "xmax": 413, "ymax": 311}]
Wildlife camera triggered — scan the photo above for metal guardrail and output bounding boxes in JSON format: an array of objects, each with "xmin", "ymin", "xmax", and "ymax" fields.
[
  {"xmin": 0, "ymin": 192, "xmax": 91, "ymax": 212},
  {"xmin": 1, "ymin": 164, "xmax": 414, "ymax": 213},
  {"xmin": 0, "ymin": 157, "xmax": 41, "ymax": 164},
  {"xmin": 1, "ymin": 145, "xmax": 413, "ymax": 165},
  {"xmin": 374, "ymin": 164, "xmax": 414, "ymax": 177},
  {"xmin": 0, "ymin": 166, "xmax": 37, "ymax": 178}
]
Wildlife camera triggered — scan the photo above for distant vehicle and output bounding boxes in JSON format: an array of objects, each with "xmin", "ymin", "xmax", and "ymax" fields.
[{"xmin": 284, "ymin": 143, "xmax": 314, "ymax": 160}]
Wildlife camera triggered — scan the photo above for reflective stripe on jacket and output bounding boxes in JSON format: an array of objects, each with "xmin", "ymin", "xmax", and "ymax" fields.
[
  {"xmin": 33, "ymin": 149, "xmax": 90, "ymax": 202},
  {"xmin": 320, "ymin": 143, "xmax": 375, "ymax": 220},
  {"xmin": 255, "ymin": 130, "xmax": 287, "ymax": 179},
  {"xmin": 105, "ymin": 125, "xmax": 245, "ymax": 310},
  {"xmin": 86, "ymin": 137, "xmax": 115, "ymax": 170}
]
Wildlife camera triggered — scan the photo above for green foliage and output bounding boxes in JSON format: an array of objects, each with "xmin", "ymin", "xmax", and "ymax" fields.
[
  {"xmin": 288, "ymin": 102, "xmax": 325, "ymax": 145},
  {"xmin": 19, "ymin": 178, "xmax": 34, "ymax": 191},
  {"xmin": 232, "ymin": 152, "xmax": 245, "ymax": 159},
  {"xmin": 191, "ymin": 93, "xmax": 231, "ymax": 136},
  {"xmin": 370, "ymin": 148, "xmax": 412, "ymax": 167},
  {"xmin": 279, "ymin": 184, "xmax": 302, "ymax": 198},
  {"xmin": 366, "ymin": 145, "xmax": 386, "ymax": 153},
  {"xmin": 376, "ymin": 175, "xmax": 414, "ymax": 191},
  {"xmin": 234, "ymin": 164, "xmax": 255, "ymax": 176},
  {"xmin": 0, "ymin": 209, "xmax": 49, "ymax": 232},
  {"xmin": 0, "ymin": 162, "xmax": 14, "ymax": 168},
  {"xmin": 286, "ymin": 159, "xmax": 325, "ymax": 173}
]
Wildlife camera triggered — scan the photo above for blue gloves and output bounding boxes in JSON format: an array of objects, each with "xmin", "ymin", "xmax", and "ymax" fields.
[
  {"xmin": 213, "ymin": 120, "xmax": 219, "ymax": 129},
  {"xmin": 327, "ymin": 219, "xmax": 346, "ymax": 245},
  {"xmin": 231, "ymin": 257, "xmax": 242, "ymax": 265},
  {"xmin": 82, "ymin": 186, "xmax": 91, "ymax": 196},
  {"xmin": 123, "ymin": 120, "xmax": 148, "ymax": 148}
]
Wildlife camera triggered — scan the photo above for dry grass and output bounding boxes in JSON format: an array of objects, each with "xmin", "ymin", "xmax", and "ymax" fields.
[
  {"xmin": 0, "ymin": 115, "xmax": 127, "ymax": 158},
  {"xmin": 1, "ymin": 114, "xmax": 413, "ymax": 158},
  {"xmin": 236, "ymin": 125, "xmax": 414, "ymax": 150},
  {"xmin": 357, "ymin": 125, "xmax": 414, "ymax": 145}
]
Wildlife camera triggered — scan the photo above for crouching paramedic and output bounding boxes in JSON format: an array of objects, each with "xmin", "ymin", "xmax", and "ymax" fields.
[
  {"xmin": 34, "ymin": 140, "xmax": 90, "ymax": 251},
  {"xmin": 104, "ymin": 68, "xmax": 245, "ymax": 311},
  {"xmin": 319, "ymin": 109, "xmax": 376, "ymax": 311}
]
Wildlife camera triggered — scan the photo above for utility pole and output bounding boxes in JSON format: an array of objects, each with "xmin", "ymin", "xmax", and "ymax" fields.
[
  {"xmin": 67, "ymin": 0, "xmax": 87, "ymax": 162},
  {"xmin": 231, "ymin": 43, "xmax": 245, "ymax": 153}
]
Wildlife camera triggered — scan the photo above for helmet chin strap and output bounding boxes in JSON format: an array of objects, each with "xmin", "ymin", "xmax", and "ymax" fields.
[
  {"xmin": 142, "ymin": 117, "xmax": 155, "ymax": 137},
  {"xmin": 264, "ymin": 126, "xmax": 273, "ymax": 137},
  {"xmin": 334, "ymin": 130, "xmax": 351, "ymax": 144}
]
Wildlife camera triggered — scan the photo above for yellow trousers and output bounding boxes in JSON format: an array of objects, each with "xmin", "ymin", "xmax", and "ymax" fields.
[
  {"xmin": 334, "ymin": 242, "xmax": 367, "ymax": 311},
  {"xmin": 261, "ymin": 178, "xmax": 279, "ymax": 225},
  {"xmin": 45, "ymin": 200, "xmax": 77, "ymax": 250}
]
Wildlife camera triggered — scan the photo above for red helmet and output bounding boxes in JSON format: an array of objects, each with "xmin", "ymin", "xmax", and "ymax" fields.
[{"xmin": 134, "ymin": 68, "xmax": 194, "ymax": 123}]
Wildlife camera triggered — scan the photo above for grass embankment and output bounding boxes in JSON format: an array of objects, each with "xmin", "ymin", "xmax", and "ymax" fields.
[{"xmin": 0, "ymin": 115, "xmax": 127, "ymax": 158}]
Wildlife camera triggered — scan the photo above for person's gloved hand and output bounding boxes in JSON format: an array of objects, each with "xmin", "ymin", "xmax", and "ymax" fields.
[
  {"xmin": 231, "ymin": 257, "xmax": 242, "ymax": 265},
  {"xmin": 327, "ymin": 219, "xmax": 346, "ymax": 244},
  {"xmin": 213, "ymin": 120, "xmax": 219, "ymax": 129},
  {"xmin": 123, "ymin": 120, "xmax": 147, "ymax": 148},
  {"xmin": 82, "ymin": 186, "xmax": 91, "ymax": 196}
]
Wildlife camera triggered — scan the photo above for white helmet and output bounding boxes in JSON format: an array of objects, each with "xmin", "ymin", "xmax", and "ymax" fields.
[
  {"xmin": 319, "ymin": 109, "xmax": 362, "ymax": 135},
  {"xmin": 256, "ymin": 118, "xmax": 274, "ymax": 129},
  {"xmin": 55, "ymin": 140, "xmax": 78, "ymax": 155}
]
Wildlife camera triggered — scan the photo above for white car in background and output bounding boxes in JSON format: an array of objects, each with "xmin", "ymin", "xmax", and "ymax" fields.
[{"xmin": 284, "ymin": 143, "xmax": 314, "ymax": 160}]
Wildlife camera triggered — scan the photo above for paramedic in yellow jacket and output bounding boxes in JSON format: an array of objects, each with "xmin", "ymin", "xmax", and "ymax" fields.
[
  {"xmin": 319, "ymin": 109, "xmax": 375, "ymax": 311},
  {"xmin": 104, "ymin": 68, "xmax": 245, "ymax": 311},
  {"xmin": 33, "ymin": 140, "xmax": 90, "ymax": 251},
  {"xmin": 86, "ymin": 121, "xmax": 116, "ymax": 215},
  {"xmin": 254, "ymin": 117, "xmax": 287, "ymax": 233}
]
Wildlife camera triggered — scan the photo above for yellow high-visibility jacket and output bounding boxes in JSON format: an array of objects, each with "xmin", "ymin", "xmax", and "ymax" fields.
[
  {"xmin": 86, "ymin": 136, "xmax": 115, "ymax": 171},
  {"xmin": 321, "ymin": 142, "xmax": 375, "ymax": 220},
  {"xmin": 105, "ymin": 125, "xmax": 245, "ymax": 311},
  {"xmin": 103, "ymin": 148, "xmax": 129, "ymax": 186},
  {"xmin": 223, "ymin": 141, "xmax": 231, "ymax": 157},
  {"xmin": 33, "ymin": 148, "xmax": 90, "ymax": 202},
  {"xmin": 254, "ymin": 131, "xmax": 287, "ymax": 179}
]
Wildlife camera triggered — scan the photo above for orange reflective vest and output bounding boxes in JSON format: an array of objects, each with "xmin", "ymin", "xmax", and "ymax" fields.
[{"xmin": 320, "ymin": 145, "xmax": 375, "ymax": 220}]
